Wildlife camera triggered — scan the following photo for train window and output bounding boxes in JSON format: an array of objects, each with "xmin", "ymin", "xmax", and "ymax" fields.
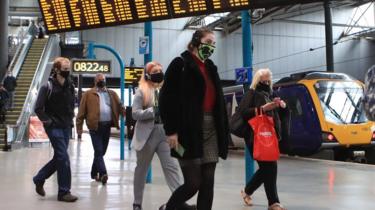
[
  {"xmin": 314, "ymin": 81, "xmax": 367, "ymax": 124},
  {"xmin": 285, "ymin": 97, "xmax": 303, "ymax": 117}
]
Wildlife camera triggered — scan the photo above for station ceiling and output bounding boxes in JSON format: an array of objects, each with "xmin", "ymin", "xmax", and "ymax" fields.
[{"xmin": 184, "ymin": 0, "xmax": 374, "ymax": 34}]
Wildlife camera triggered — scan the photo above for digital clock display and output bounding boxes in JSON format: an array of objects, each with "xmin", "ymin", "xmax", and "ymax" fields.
[
  {"xmin": 38, "ymin": 0, "xmax": 251, "ymax": 34},
  {"xmin": 72, "ymin": 59, "xmax": 111, "ymax": 74}
]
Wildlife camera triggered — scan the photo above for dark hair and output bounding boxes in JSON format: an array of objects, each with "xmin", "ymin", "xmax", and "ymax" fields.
[{"xmin": 188, "ymin": 27, "xmax": 214, "ymax": 51}]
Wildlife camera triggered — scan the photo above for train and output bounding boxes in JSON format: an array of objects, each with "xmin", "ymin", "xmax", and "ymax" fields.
[{"xmin": 224, "ymin": 71, "xmax": 375, "ymax": 163}]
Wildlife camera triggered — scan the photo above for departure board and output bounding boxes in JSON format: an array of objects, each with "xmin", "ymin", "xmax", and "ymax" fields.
[
  {"xmin": 38, "ymin": 0, "xmax": 251, "ymax": 34},
  {"xmin": 125, "ymin": 67, "xmax": 144, "ymax": 86}
]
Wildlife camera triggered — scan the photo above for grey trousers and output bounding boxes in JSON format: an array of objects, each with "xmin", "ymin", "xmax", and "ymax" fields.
[{"xmin": 133, "ymin": 124, "xmax": 182, "ymax": 206}]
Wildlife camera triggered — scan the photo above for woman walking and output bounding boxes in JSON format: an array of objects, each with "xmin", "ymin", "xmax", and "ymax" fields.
[
  {"xmin": 239, "ymin": 68, "xmax": 287, "ymax": 210},
  {"xmin": 132, "ymin": 62, "xmax": 194, "ymax": 210},
  {"xmin": 159, "ymin": 28, "xmax": 230, "ymax": 210}
]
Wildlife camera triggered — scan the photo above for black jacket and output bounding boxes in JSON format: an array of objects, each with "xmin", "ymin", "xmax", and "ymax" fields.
[
  {"xmin": 0, "ymin": 89, "xmax": 9, "ymax": 107},
  {"xmin": 239, "ymin": 88, "xmax": 283, "ymax": 146},
  {"xmin": 159, "ymin": 51, "xmax": 230, "ymax": 160},
  {"xmin": 4, "ymin": 76, "xmax": 17, "ymax": 92},
  {"xmin": 35, "ymin": 78, "xmax": 75, "ymax": 129}
]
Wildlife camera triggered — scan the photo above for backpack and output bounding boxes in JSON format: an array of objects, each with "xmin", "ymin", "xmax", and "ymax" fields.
[
  {"xmin": 45, "ymin": 80, "xmax": 75, "ymax": 101},
  {"xmin": 364, "ymin": 65, "xmax": 375, "ymax": 121}
]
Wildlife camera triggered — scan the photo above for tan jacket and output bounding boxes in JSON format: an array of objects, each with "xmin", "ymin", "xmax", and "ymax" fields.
[{"xmin": 76, "ymin": 88, "xmax": 123, "ymax": 133}]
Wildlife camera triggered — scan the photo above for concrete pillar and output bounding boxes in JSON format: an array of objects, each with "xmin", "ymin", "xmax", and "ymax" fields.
[{"xmin": 0, "ymin": 0, "xmax": 9, "ymax": 80}]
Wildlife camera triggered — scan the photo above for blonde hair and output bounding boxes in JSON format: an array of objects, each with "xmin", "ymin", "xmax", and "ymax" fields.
[
  {"xmin": 138, "ymin": 61, "xmax": 163, "ymax": 106},
  {"xmin": 250, "ymin": 68, "xmax": 272, "ymax": 90}
]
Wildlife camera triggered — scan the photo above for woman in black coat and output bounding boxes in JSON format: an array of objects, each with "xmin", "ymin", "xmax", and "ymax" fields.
[
  {"xmin": 159, "ymin": 28, "xmax": 230, "ymax": 210},
  {"xmin": 239, "ymin": 68, "xmax": 287, "ymax": 210}
]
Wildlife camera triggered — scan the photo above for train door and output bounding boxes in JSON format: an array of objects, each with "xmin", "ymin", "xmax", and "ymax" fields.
[{"xmin": 276, "ymin": 85, "xmax": 322, "ymax": 156}]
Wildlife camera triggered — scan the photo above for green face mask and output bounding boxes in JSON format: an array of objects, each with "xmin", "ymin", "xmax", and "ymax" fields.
[{"xmin": 198, "ymin": 43, "xmax": 215, "ymax": 60}]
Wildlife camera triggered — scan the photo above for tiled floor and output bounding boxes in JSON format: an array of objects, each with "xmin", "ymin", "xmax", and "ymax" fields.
[{"xmin": 1, "ymin": 134, "xmax": 375, "ymax": 210}]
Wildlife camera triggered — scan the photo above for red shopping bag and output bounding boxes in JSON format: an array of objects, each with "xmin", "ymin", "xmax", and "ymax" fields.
[{"xmin": 248, "ymin": 110, "xmax": 280, "ymax": 161}]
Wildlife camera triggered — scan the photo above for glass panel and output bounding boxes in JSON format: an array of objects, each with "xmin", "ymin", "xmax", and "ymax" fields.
[{"xmin": 314, "ymin": 81, "xmax": 367, "ymax": 124}]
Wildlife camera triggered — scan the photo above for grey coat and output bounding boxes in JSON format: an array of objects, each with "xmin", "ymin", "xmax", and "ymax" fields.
[{"xmin": 131, "ymin": 89, "xmax": 156, "ymax": 151}]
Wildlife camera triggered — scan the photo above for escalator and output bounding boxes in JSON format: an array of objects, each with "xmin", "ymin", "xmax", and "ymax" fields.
[{"xmin": 0, "ymin": 37, "xmax": 53, "ymax": 150}]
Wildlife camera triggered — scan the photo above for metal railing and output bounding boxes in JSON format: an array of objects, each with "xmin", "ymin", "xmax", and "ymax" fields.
[
  {"xmin": 8, "ymin": 26, "xmax": 33, "ymax": 77},
  {"xmin": 6, "ymin": 35, "xmax": 59, "ymax": 145}
]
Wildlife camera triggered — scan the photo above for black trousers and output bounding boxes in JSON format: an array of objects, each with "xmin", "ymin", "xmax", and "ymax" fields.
[
  {"xmin": 165, "ymin": 161, "xmax": 217, "ymax": 210},
  {"xmin": 245, "ymin": 139, "xmax": 280, "ymax": 206}
]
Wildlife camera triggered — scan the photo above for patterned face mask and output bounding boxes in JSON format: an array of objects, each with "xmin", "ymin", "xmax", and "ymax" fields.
[{"xmin": 198, "ymin": 43, "xmax": 215, "ymax": 60}]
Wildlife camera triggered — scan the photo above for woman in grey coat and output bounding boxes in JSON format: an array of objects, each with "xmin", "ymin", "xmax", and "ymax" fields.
[{"xmin": 132, "ymin": 62, "xmax": 195, "ymax": 210}]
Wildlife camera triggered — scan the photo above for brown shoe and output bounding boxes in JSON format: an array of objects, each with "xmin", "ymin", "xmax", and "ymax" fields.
[
  {"xmin": 241, "ymin": 190, "xmax": 253, "ymax": 206},
  {"xmin": 35, "ymin": 182, "xmax": 45, "ymax": 197},
  {"xmin": 268, "ymin": 203, "xmax": 287, "ymax": 210},
  {"xmin": 58, "ymin": 193, "xmax": 78, "ymax": 202},
  {"xmin": 101, "ymin": 174, "xmax": 108, "ymax": 185}
]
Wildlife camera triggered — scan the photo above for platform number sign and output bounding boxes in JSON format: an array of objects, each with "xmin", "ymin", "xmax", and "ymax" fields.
[
  {"xmin": 235, "ymin": 67, "xmax": 252, "ymax": 84},
  {"xmin": 72, "ymin": 59, "xmax": 111, "ymax": 74},
  {"xmin": 38, "ymin": 0, "xmax": 251, "ymax": 34}
]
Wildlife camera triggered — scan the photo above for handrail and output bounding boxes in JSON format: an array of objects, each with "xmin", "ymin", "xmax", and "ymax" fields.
[
  {"xmin": 1, "ymin": 31, "xmax": 33, "ymax": 84},
  {"xmin": 8, "ymin": 26, "xmax": 32, "ymax": 77},
  {"xmin": 12, "ymin": 35, "xmax": 58, "ymax": 143},
  {"xmin": 12, "ymin": 36, "xmax": 33, "ymax": 78}
]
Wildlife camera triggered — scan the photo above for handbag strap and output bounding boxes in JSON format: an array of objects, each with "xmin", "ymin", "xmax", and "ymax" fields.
[{"xmin": 255, "ymin": 107, "xmax": 264, "ymax": 116}]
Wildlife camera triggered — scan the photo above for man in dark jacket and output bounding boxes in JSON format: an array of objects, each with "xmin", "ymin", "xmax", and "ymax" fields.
[
  {"xmin": 32, "ymin": 57, "xmax": 78, "ymax": 202},
  {"xmin": 3, "ymin": 70, "xmax": 17, "ymax": 110},
  {"xmin": 0, "ymin": 84, "xmax": 9, "ymax": 123}
]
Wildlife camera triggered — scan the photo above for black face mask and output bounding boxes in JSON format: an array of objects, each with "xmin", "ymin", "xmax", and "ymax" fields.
[
  {"xmin": 97, "ymin": 80, "xmax": 106, "ymax": 88},
  {"xmin": 150, "ymin": 72, "xmax": 164, "ymax": 83},
  {"xmin": 59, "ymin": 71, "xmax": 70, "ymax": 79},
  {"xmin": 257, "ymin": 82, "xmax": 271, "ymax": 92}
]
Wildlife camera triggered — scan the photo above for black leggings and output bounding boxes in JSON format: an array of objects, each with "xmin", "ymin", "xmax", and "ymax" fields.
[
  {"xmin": 245, "ymin": 141, "xmax": 280, "ymax": 206},
  {"xmin": 166, "ymin": 162, "xmax": 217, "ymax": 210}
]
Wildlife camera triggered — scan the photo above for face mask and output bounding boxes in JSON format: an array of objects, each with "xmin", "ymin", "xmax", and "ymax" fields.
[
  {"xmin": 257, "ymin": 82, "xmax": 271, "ymax": 92},
  {"xmin": 150, "ymin": 72, "xmax": 164, "ymax": 83},
  {"xmin": 97, "ymin": 80, "xmax": 106, "ymax": 88},
  {"xmin": 59, "ymin": 70, "xmax": 70, "ymax": 78},
  {"xmin": 198, "ymin": 43, "xmax": 215, "ymax": 60}
]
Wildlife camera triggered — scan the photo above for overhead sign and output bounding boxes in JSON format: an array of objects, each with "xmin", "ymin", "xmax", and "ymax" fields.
[
  {"xmin": 125, "ymin": 67, "xmax": 144, "ymax": 86},
  {"xmin": 139, "ymin": 36, "xmax": 149, "ymax": 55},
  {"xmin": 235, "ymin": 67, "xmax": 252, "ymax": 84},
  {"xmin": 38, "ymin": 0, "xmax": 251, "ymax": 34},
  {"xmin": 72, "ymin": 59, "xmax": 111, "ymax": 74}
]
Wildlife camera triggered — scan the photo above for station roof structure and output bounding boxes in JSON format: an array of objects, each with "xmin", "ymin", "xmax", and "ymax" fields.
[{"xmin": 183, "ymin": 0, "xmax": 374, "ymax": 35}]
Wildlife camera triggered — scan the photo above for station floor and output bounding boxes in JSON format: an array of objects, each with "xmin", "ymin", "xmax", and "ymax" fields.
[{"xmin": 0, "ymin": 134, "xmax": 375, "ymax": 210}]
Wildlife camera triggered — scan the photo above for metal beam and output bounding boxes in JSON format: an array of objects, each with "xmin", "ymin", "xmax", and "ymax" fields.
[
  {"xmin": 251, "ymin": 0, "xmax": 323, "ymax": 9},
  {"xmin": 275, "ymin": 19, "xmax": 375, "ymax": 29},
  {"xmin": 324, "ymin": 0, "xmax": 334, "ymax": 72}
]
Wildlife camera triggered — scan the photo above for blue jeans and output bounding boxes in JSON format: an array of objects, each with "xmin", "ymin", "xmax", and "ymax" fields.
[
  {"xmin": 89, "ymin": 122, "xmax": 111, "ymax": 178},
  {"xmin": 33, "ymin": 127, "xmax": 71, "ymax": 196}
]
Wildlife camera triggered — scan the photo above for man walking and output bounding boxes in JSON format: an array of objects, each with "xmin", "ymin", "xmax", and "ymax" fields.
[
  {"xmin": 76, "ymin": 73, "xmax": 124, "ymax": 184},
  {"xmin": 3, "ymin": 70, "xmax": 17, "ymax": 110},
  {"xmin": 33, "ymin": 57, "xmax": 78, "ymax": 202}
]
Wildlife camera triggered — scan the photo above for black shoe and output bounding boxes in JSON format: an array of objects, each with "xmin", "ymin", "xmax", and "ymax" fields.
[
  {"xmin": 178, "ymin": 203, "xmax": 197, "ymax": 210},
  {"xmin": 159, "ymin": 204, "xmax": 166, "ymax": 210},
  {"xmin": 58, "ymin": 193, "xmax": 78, "ymax": 202},
  {"xmin": 133, "ymin": 204, "xmax": 142, "ymax": 210},
  {"xmin": 35, "ymin": 182, "xmax": 45, "ymax": 197},
  {"xmin": 101, "ymin": 174, "xmax": 108, "ymax": 185}
]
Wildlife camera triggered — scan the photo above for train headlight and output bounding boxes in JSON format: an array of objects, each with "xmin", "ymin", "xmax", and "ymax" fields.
[{"xmin": 322, "ymin": 132, "xmax": 337, "ymax": 142}]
